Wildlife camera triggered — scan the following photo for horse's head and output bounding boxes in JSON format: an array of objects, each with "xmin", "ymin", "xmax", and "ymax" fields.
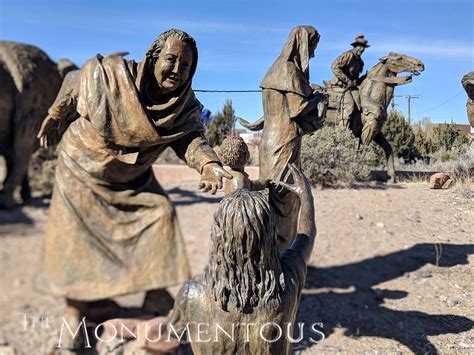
[{"xmin": 380, "ymin": 52, "xmax": 425, "ymax": 76}]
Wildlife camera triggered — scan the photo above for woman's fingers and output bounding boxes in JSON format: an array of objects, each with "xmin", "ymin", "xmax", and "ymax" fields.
[{"xmin": 202, "ymin": 182, "xmax": 212, "ymax": 192}]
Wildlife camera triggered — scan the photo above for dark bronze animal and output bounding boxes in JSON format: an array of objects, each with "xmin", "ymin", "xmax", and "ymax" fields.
[{"xmin": 0, "ymin": 41, "xmax": 76, "ymax": 208}]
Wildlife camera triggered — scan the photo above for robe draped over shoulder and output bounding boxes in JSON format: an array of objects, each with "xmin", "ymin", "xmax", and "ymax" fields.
[{"xmin": 38, "ymin": 53, "xmax": 219, "ymax": 300}]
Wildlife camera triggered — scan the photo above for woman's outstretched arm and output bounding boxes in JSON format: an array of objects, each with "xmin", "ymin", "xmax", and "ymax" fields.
[{"xmin": 37, "ymin": 70, "xmax": 81, "ymax": 147}]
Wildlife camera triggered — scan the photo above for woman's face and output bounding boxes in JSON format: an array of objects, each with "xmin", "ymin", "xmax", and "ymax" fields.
[{"xmin": 154, "ymin": 37, "xmax": 193, "ymax": 94}]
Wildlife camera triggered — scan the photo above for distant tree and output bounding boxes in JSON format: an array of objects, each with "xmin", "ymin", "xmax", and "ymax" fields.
[
  {"xmin": 430, "ymin": 122, "xmax": 469, "ymax": 152},
  {"xmin": 381, "ymin": 110, "xmax": 416, "ymax": 160},
  {"xmin": 206, "ymin": 99, "xmax": 236, "ymax": 147},
  {"xmin": 413, "ymin": 127, "xmax": 432, "ymax": 156},
  {"xmin": 413, "ymin": 120, "xmax": 433, "ymax": 156}
]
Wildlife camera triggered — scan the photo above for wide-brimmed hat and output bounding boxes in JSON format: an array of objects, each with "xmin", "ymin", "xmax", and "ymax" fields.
[{"xmin": 351, "ymin": 34, "xmax": 370, "ymax": 48}]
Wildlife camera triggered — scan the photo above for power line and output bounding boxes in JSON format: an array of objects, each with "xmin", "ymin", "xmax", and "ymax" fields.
[
  {"xmin": 195, "ymin": 89, "xmax": 261, "ymax": 93},
  {"xmin": 391, "ymin": 94, "xmax": 421, "ymax": 126},
  {"xmin": 418, "ymin": 91, "xmax": 464, "ymax": 114}
]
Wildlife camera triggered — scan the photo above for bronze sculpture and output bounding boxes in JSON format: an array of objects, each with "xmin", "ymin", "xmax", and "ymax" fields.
[
  {"xmin": 36, "ymin": 29, "xmax": 231, "ymax": 350},
  {"xmin": 219, "ymin": 134, "xmax": 268, "ymax": 195},
  {"xmin": 321, "ymin": 52, "xmax": 424, "ymax": 182},
  {"xmin": 239, "ymin": 26, "xmax": 327, "ymax": 250},
  {"xmin": 325, "ymin": 34, "xmax": 369, "ymax": 127},
  {"xmin": 0, "ymin": 41, "xmax": 77, "ymax": 208},
  {"xmin": 169, "ymin": 164, "xmax": 316, "ymax": 355},
  {"xmin": 461, "ymin": 71, "xmax": 474, "ymax": 127}
]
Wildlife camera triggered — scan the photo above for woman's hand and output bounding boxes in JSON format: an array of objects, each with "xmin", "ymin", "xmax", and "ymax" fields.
[
  {"xmin": 199, "ymin": 163, "xmax": 232, "ymax": 194},
  {"xmin": 37, "ymin": 115, "xmax": 60, "ymax": 148}
]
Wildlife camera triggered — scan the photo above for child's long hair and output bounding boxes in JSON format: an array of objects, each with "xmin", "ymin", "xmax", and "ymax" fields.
[{"xmin": 204, "ymin": 190, "xmax": 284, "ymax": 313}]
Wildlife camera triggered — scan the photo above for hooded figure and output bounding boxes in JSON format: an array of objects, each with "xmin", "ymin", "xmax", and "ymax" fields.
[
  {"xmin": 37, "ymin": 29, "xmax": 230, "ymax": 348},
  {"xmin": 257, "ymin": 25, "xmax": 325, "ymax": 250}
]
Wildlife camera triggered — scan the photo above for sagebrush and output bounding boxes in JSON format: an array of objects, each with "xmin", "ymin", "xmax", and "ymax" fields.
[{"xmin": 301, "ymin": 126, "xmax": 379, "ymax": 187}]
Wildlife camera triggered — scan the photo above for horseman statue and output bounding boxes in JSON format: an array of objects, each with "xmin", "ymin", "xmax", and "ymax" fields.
[
  {"xmin": 325, "ymin": 34, "xmax": 369, "ymax": 128},
  {"xmin": 319, "ymin": 35, "xmax": 424, "ymax": 182}
]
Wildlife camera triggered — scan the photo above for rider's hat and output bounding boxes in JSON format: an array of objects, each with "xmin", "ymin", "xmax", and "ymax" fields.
[{"xmin": 351, "ymin": 34, "xmax": 370, "ymax": 48}]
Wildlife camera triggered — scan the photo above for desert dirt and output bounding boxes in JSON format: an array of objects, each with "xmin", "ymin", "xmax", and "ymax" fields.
[{"xmin": 0, "ymin": 164, "xmax": 473, "ymax": 354}]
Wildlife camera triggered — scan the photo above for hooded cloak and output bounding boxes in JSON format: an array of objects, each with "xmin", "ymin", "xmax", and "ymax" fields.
[
  {"xmin": 257, "ymin": 26, "xmax": 323, "ymax": 251},
  {"xmin": 38, "ymin": 32, "xmax": 219, "ymax": 300}
]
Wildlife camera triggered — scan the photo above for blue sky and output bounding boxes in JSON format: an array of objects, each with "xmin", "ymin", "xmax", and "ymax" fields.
[{"xmin": 1, "ymin": 0, "xmax": 473, "ymax": 126}]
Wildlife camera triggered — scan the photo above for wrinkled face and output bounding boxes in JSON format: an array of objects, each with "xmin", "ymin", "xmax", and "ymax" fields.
[
  {"xmin": 154, "ymin": 37, "xmax": 193, "ymax": 93},
  {"xmin": 384, "ymin": 52, "xmax": 425, "ymax": 75}
]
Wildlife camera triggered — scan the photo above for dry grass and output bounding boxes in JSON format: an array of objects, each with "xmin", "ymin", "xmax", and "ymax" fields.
[{"xmin": 438, "ymin": 147, "xmax": 473, "ymax": 198}]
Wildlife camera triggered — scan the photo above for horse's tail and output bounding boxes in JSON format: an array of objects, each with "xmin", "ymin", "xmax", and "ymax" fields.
[{"xmin": 238, "ymin": 116, "xmax": 264, "ymax": 131}]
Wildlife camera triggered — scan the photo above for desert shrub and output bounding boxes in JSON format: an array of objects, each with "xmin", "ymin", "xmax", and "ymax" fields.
[
  {"xmin": 29, "ymin": 147, "xmax": 58, "ymax": 196},
  {"xmin": 439, "ymin": 147, "xmax": 474, "ymax": 198},
  {"xmin": 430, "ymin": 122, "xmax": 469, "ymax": 152},
  {"xmin": 301, "ymin": 126, "xmax": 378, "ymax": 187},
  {"xmin": 432, "ymin": 148, "xmax": 460, "ymax": 162},
  {"xmin": 439, "ymin": 147, "xmax": 474, "ymax": 183},
  {"xmin": 413, "ymin": 124, "xmax": 433, "ymax": 156},
  {"xmin": 381, "ymin": 110, "xmax": 417, "ymax": 162}
]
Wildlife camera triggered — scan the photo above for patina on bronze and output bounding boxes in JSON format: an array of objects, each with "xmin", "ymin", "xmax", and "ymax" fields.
[
  {"xmin": 321, "ymin": 52, "xmax": 425, "ymax": 182},
  {"xmin": 219, "ymin": 134, "xmax": 268, "ymax": 195},
  {"xmin": 462, "ymin": 71, "xmax": 474, "ymax": 127},
  {"xmin": 239, "ymin": 26, "xmax": 327, "ymax": 250},
  {"xmin": 36, "ymin": 29, "xmax": 230, "ymax": 349},
  {"xmin": 169, "ymin": 164, "xmax": 316, "ymax": 355}
]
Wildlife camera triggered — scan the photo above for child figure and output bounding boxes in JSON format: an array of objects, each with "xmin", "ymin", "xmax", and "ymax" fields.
[{"xmin": 219, "ymin": 135, "xmax": 269, "ymax": 195}]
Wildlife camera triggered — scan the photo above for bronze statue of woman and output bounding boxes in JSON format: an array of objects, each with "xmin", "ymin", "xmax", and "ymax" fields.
[
  {"xmin": 37, "ymin": 29, "xmax": 231, "ymax": 349},
  {"xmin": 240, "ymin": 26, "xmax": 326, "ymax": 250}
]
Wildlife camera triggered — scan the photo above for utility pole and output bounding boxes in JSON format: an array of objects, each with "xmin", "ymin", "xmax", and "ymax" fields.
[
  {"xmin": 391, "ymin": 94, "xmax": 404, "ymax": 113},
  {"xmin": 405, "ymin": 95, "xmax": 420, "ymax": 126}
]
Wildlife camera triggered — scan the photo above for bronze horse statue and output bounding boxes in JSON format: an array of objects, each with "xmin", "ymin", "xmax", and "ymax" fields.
[{"xmin": 322, "ymin": 52, "xmax": 425, "ymax": 182}]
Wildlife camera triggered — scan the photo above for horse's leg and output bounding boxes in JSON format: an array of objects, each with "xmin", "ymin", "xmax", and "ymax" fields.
[{"xmin": 373, "ymin": 132, "xmax": 397, "ymax": 183}]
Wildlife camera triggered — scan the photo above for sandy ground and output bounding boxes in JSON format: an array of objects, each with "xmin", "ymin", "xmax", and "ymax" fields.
[{"xmin": 0, "ymin": 167, "xmax": 473, "ymax": 354}]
